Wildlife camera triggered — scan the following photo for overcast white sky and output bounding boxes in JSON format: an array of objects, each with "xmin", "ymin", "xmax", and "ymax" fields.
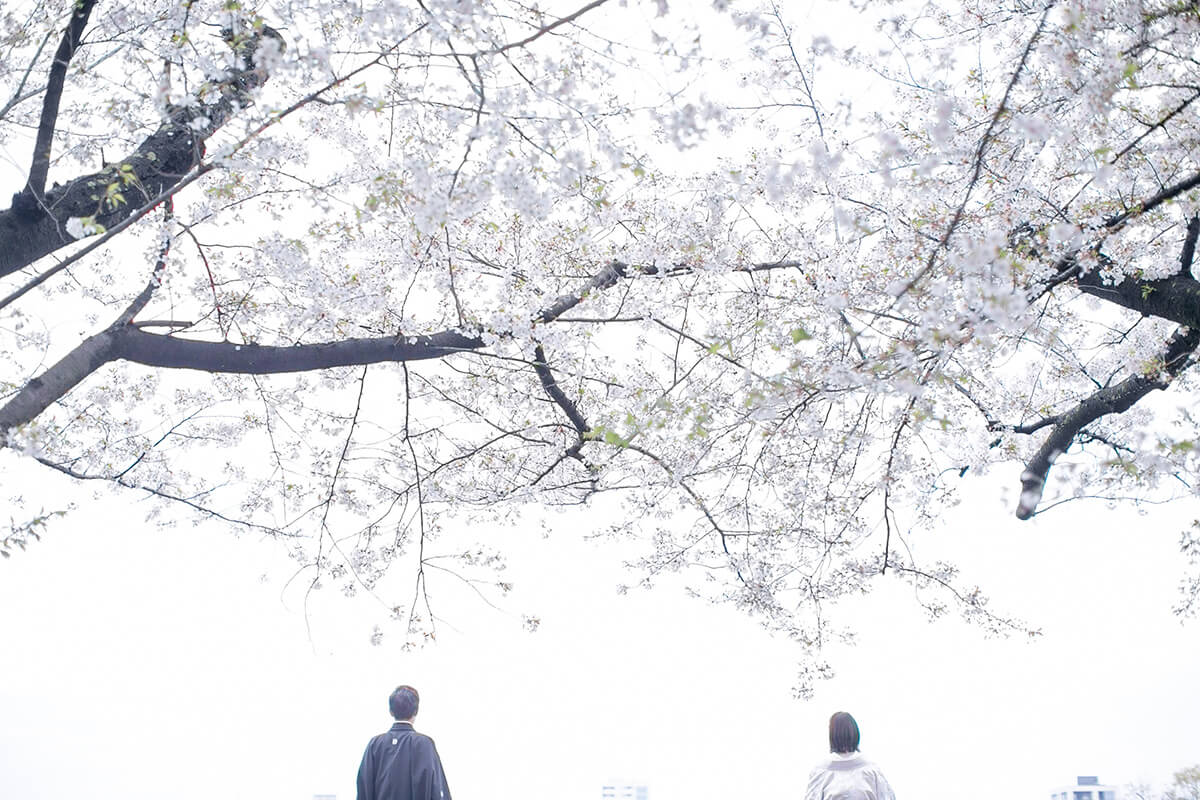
[{"xmin": 2, "ymin": 446, "xmax": 1199, "ymax": 800}]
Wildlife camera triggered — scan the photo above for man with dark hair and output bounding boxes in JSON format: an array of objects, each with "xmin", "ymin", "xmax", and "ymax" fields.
[{"xmin": 356, "ymin": 686, "xmax": 452, "ymax": 800}]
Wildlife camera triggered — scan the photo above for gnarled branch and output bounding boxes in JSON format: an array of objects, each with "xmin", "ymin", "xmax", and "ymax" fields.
[{"xmin": 0, "ymin": 24, "xmax": 281, "ymax": 276}]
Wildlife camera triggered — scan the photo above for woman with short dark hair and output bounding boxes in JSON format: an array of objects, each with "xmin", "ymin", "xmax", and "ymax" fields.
[{"xmin": 804, "ymin": 712, "xmax": 895, "ymax": 800}]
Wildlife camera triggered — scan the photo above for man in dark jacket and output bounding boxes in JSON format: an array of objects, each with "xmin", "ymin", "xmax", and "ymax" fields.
[{"xmin": 356, "ymin": 686, "xmax": 452, "ymax": 800}]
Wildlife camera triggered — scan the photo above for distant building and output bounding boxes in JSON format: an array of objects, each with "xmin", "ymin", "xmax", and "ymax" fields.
[
  {"xmin": 601, "ymin": 782, "xmax": 649, "ymax": 800},
  {"xmin": 1050, "ymin": 776, "xmax": 1119, "ymax": 800}
]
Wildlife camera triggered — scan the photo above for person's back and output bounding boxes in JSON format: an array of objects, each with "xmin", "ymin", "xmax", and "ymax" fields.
[
  {"xmin": 356, "ymin": 686, "xmax": 452, "ymax": 800},
  {"xmin": 804, "ymin": 712, "xmax": 895, "ymax": 800},
  {"xmin": 805, "ymin": 751, "xmax": 894, "ymax": 800}
]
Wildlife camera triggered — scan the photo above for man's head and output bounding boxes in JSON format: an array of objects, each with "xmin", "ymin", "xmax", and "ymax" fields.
[
  {"xmin": 389, "ymin": 685, "xmax": 420, "ymax": 721},
  {"xmin": 828, "ymin": 711, "xmax": 860, "ymax": 754}
]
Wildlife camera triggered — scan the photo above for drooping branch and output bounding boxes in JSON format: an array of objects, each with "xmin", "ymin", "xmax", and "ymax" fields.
[
  {"xmin": 0, "ymin": 24, "xmax": 282, "ymax": 276},
  {"xmin": 1, "ymin": 508, "xmax": 70, "ymax": 559},
  {"xmin": 624, "ymin": 441, "xmax": 748, "ymax": 586},
  {"xmin": 16, "ymin": 0, "xmax": 98, "ymax": 210},
  {"xmin": 34, "ymin": 453, "xmax": 292, "ymax": 538},
  {"xmin": 1015, "ymin": 325, "xmax": 1200, "ymax": 520}
]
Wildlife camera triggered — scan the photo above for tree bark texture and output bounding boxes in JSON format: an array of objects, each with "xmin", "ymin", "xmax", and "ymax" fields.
[
  {"xmin": 0, "ymin": 262, "xmax": 630, "ymax": 436},
  {"xmin": 0, "ymin": 27, "xmax": 280, "ymax": 277}
]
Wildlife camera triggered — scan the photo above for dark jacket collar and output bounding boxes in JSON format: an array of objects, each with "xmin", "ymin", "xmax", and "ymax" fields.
[{"xmin": 389, "ymin": 721, "xmax": 415, "ymax": 730}]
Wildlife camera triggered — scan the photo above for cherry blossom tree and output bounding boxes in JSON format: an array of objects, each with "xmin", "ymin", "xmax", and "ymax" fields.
[
  {"xmin": 3, "ymin": 0, "xmax": 1200, "ymax": 691},
  {"xmin": 1166, "ymin": 766, "xmax": 1200, "ymax": 800}
]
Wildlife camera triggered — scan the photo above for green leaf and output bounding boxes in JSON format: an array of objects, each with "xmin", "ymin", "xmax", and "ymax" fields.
[{"xmin": 603, "ymin": 430, "xmax": 630, "ymax": 447}]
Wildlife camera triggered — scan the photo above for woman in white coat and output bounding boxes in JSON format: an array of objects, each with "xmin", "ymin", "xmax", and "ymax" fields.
[{"xmin": 804, "ymin": 712, "xmax": 896, "ymax": 800}]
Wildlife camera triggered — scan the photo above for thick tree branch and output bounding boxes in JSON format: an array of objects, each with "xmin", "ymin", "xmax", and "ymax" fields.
[
  {"xmin": 17, "ymin": 0, "xmax": 97, "ymax": 209},
  {"xmin": 1076, "ymin": 270, "xmax": 1200, "ymax": 327},
  {"xmin": 1034, "ymin": 173, "xmax": 1200, "ymax": 306},
  {"xmin": 0, "ymin": 324, "xmax": 486, "ymax": 438},
  {"xmin": 2, "ymin": 27, "xmax": 414, "ymax": 314},
  {"xmin": 529, "ymin": 343, "xmax": 596, "ymax": 488},
  {"xmin": 0, "ymin": 260, "xmax": 661, "ymax": 437},
  {"xmin": 533, "ymin": 260, "xmax": 628, "ymax": 322},
  {"xmin": 117, "ymin": 327, "xmax": 486, "ymax": 373},
  {"xmin": 0, "ymin": 325, "xmax": 123, "ymax": 437},
  {"xmin": 532, "ymin": 344, "xmax": 589, "ymax": 434},
  {"xmin": 1, "ymin": 253, "xmax": 804, "ymax": 442},
  {"xmin": 0, "ymin": 24, "xmax": 281, "ymax": 276},
  {"xmin": 1015, "ymin": 325, "xmax": 1200, "ymax": 520},
  {"xmin": 1036, "ymin": 212, "xmax": 1200, "ymax": 327}
]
